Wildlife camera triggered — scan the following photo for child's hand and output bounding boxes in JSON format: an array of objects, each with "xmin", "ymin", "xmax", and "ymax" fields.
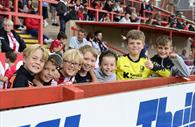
[
  {"xmin": 169, "ymin": 52, "xmax": 177, "ymax": 58},
  {"xmin": 121, "ymin": 35, "xmax": 127, "ymax": 40},
  {"xmin": 53, "ymin": 70, "xmax": 60, "ymax": 81},
  {"xmin": 145, "ymin": 59, "xmax": 154, "ymax": 69}
]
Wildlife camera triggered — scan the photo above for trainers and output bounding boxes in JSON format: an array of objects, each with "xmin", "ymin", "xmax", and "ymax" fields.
[
  {"xmin": 44, "ymin": 21, "xmax": 49, "ymax": 27},
  {"xmin": 44, "ymin": 38, "xmax": 53, "ymax": 44},
  {"xmin": 17, "ymin": 25, "xmax": 26, "ymax": 30}
]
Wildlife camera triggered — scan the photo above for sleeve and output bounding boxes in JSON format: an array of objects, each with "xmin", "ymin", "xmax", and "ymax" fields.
[
  {"xmin": 4, "ymin": 69, "xmax": 14, "ymax": 79},
  {"xmin": 13, "ymin": 75, "xmax": 28, "ymax": 88},
  {"xmin": 151, "ymin": 62, "xmax": 171, "ymax": 77},
  {"xmin": 170, "ymin": 55, "xmax": 190, "ymax": 77},
  {"xmin": 69, "ymin": 37, "xmax": 76, "ymax": 49}
]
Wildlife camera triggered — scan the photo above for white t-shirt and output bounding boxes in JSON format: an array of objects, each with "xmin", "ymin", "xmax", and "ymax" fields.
[{"xmin": 69, "ymin": 36, "xmax": 91, "ymax": 49}]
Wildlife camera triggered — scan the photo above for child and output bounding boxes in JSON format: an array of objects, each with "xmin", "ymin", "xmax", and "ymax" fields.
[
  {"xmin": 151, "ymin": 35, "xmax": 190, "ymax": 77},
  {"xmin": 75, "ymin": 45, "xmax": 98, "ymax": 83},
  {"xmin": 191, "ymin": 39, "xmax": 195, "ymax": 74},
  {"xmin": 57, "ymin": 31, "xmax": 68, "ymax": 51},
  {"xmin": 13, "ymin": 44, "xmax": 49, "ymax": 88},
  {"xmin": 116, "ymin": 29, "xmax": 166, "ymax": 80},
  {"xmin": 0, "ymin": 51, "xmax": 17, "ymax": 88},
  {"xmin": 50, "ymin": 32, "xmax": 67, "ymax": 56},
  {"xmin": 94, "ymin": 50, "xmax": 117, "ymax": 82},
  {"xmin": 33, "ymin": 53, "xmax": 62, "ymax": 86},
  {"xmin": 58, "ymin": 49, "xmax": 84, "ymax": 84}
]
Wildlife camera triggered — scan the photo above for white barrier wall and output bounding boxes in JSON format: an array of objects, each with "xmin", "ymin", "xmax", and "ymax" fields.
[{"xmin": 1, "ymin": 82, "xmax": 195, "ymax": 127}]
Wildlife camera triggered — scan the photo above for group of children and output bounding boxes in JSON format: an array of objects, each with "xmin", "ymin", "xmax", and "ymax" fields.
[{"xmin": 0, "ymin": 29, "xmax": 192, "ymax": 89}]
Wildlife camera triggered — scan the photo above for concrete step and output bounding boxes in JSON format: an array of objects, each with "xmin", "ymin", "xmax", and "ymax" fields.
[
  {"xmin": 19, "ymin": 34, "xmax": 33, "ymax": 39},
  {"xmin": 24, "ymin": 39, "xmax": 39, "ymax": 44}
]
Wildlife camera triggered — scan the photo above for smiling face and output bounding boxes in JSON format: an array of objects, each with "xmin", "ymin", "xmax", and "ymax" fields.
[
  {"xmin": 24, "ymin": 49, "xmax": 45, "ymax": 74},
  {"xmin": 82, "ymin": 51, "xmax": 96, "ymax": 72},
  {"xmin": 100, "ymin": 56, "xmax": 116, "ymax": 76},
  {"xmin": 39, "ymin": 61, "xmax": 57, "ymax": 82},
  {"xmin": 127, "ymin": 39, "xmax": 144, "ymax": 57},
  {"xmin": 4, "ymin": 20, "xmax": 13, "ymax": 32},
  {"xmin": 62, "ymin": 60, "xmax": 81, "ymax": 76},
  {"xmin": 156, "ymin": 44, "xmax": 172, "ymax": 58}
]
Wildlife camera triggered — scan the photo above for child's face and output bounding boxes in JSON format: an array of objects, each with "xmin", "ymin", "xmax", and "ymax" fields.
[
  {"xmin": 127, "ymin": 39, "xmax": 144, "ymax": 56},
  {"xmin": 53, "ymin": 44, "xmax": 63, "ymax": 52},
  {"xmin": 100, "ymin": 56, "xmax": 116, "ymax": 76},
  {"xmin": 24, "ymin": 49, "xmax": 45, "ymax": 74},
  {"xmin": 156, "ymin": 44, "xmax": 172, "ymax": 58},
  {"xmin": 82, "ymin": 51, "xmax": 96, "ymax": 72},
  {"xmin": 39, "ymin": 61, "xmax": 56, "ymax": 82},
  {"xmin": 62, "ymin": 60, "xmax": 81, "ymax": 76},
  {"xmin": 61, "ymin": 38, "xmax": 67, "ymax": 47}
]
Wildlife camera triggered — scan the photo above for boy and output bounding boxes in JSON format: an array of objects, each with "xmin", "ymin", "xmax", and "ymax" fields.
[
  {"xmin": 58, "ymin": 49, "xmax": 84, "ymax": 84},
  {"xmin": 191, "ymin": 39, "xmax": 195, "ymax": 74},
  {"xmin": 0, "ymin": 51, "xmax": 17, "ymax": 88},
  {"xmin": 13, "ymin": 44, "xmax": 49, "ymax": 88},
  {"xmin": 151, "ymin": 35, "xmax": 190, "ymax": 77},
  {"xmin": 33, "ymin": 53, "xmax": 62, "ymax": 86},
  {"xmin": 94, "ymin": 50, "xmax": 117, "ymax": 82},
  {"xmin": 50, "ymin": 32, "xmax": 67, "ymax": 56},
  {"xmin": 116, "ymin": 29, "xmax": 163, "ymax": 80},
  {"xmin": 75, "ymin": 45, "xmax": 98, "ymax": 83}
]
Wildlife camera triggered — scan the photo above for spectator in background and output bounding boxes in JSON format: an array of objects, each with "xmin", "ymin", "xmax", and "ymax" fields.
[
  {"xmin": 56, "ymin": 0, "xmax": 69, "ymax": 33},
  {"xmin": 50, "ymin": 3, "xmax": 59, "ymax": 26},
  {"xmin": 140, "ymin": 0, "xmax": 146, "ymax": 17},
  {"xmin": 119, "ymin": 12, "xmax": 131, "ymax": 23},
  {"xmin": 191, "ymin": 40, "xmax": 195, "ymax": 74},
  {"xmin": 145, "ymin": 0, "xmax": 153, "ymax": 18},
  {"xmin": 92, "ymin": 30, "xmax": 108, "ymax": 53},
  {"xmin": 24, "ymin": 15, "xmax": 53, "ymax": 44},
  {"xmin": 103, "ymin": 13, "xmax": 111, "ymax": 22},
  {"xmin": 57, "ymin": 31, "xmax": 68, "ymax": 51},
  {"xmin": 42, "ymin": 2, "xmax": 49, "ymax": 27},
  {"xmin": 0, "ymin": 19, "xmax": 26, "ymax": 52},
  {"xmin": 0, "ymin": 51, "xmax": 17, "ymax": 89},
  {"xmin": 69, "ymin": 29, "xmax": 91, "ymax": 49},
  {"xmin": 0, "ymin": 0, "xmax": 10, "ymax": 28},
  {"xmin": 113, "ymin": 1, "xmax": 123, "ymax": 22}
]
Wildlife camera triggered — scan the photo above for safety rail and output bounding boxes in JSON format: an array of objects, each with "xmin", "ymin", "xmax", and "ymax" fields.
[
  {"xmin": 75, "ymin": 21, "xmax": 195, "ymax": 39},
  {"xmin": 0, "ymin": 76, "xmax": 195, "ymax": 110},
  {"xmin": 0, "ymin": 0, "xmax": 44, "ymax": 44}
]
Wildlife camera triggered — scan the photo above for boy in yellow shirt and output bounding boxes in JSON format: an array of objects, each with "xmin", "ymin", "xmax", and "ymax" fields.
[{"xmin": 116, "ymin": 29, "xmax": 166, "ymax": 80}]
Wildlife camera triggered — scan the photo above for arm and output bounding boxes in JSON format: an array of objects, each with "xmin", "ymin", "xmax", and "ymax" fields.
[
  {"xmin": 89, "ymin": 70, "xmax": 97, "ymax": 82},
  {"xmin": 170, "ymin": 53, "xmax": 190, "ymax": 77},
  {"xmin": 149, "ymin": 59, "xmax": 171, "ymax": 77},
  {"xmin": 0, "ymin": 75, "xmax": 8, "ymax": 82}
]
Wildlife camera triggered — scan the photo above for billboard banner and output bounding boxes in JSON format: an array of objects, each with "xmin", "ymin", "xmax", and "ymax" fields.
[{"xmin": 1, "ymin": 82, "xmax": 195, "ymax": 127}]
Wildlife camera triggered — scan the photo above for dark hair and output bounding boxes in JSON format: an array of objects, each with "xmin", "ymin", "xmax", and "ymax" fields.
[
  {"xmin": 5, "ymin": 51, "xmax": 17, "ymax": 63},
  {"xmin": 57, "ymin": 31, "xmax": 67, "ymax": 40},
  {"xmin": 99, "ymin": 50, "xmax": 118, "ymax": 65},
  {"xmin": 156, "ymin": 35, "xmax": 172, "ymax": 47},
  {"xmin": 86, "ymin": 32, "xmax": 94, "ymax": 41},
  {"xmin": 94, "ymin": 30, "xmax": 102, "ymax": 36}
]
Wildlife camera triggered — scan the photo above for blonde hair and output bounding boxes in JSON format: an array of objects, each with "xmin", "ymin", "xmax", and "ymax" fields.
[
  {"xmin": 79, "ymin": 45, "xmax": 98, "ymax": 60},
  {"xmin": 126, "ymin": 29, "xmax": 145, "ymax": 43},
  {"xmin": 3, "ymin": 18, "xmax": 14, "ymax": 27},
  {"xmin": 23, "ymin": 44, "xmax": 49, "ymax": 62},
  {"xmin": 63, "ymin": 49, "xmax": 84, "ymax": 64}
]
